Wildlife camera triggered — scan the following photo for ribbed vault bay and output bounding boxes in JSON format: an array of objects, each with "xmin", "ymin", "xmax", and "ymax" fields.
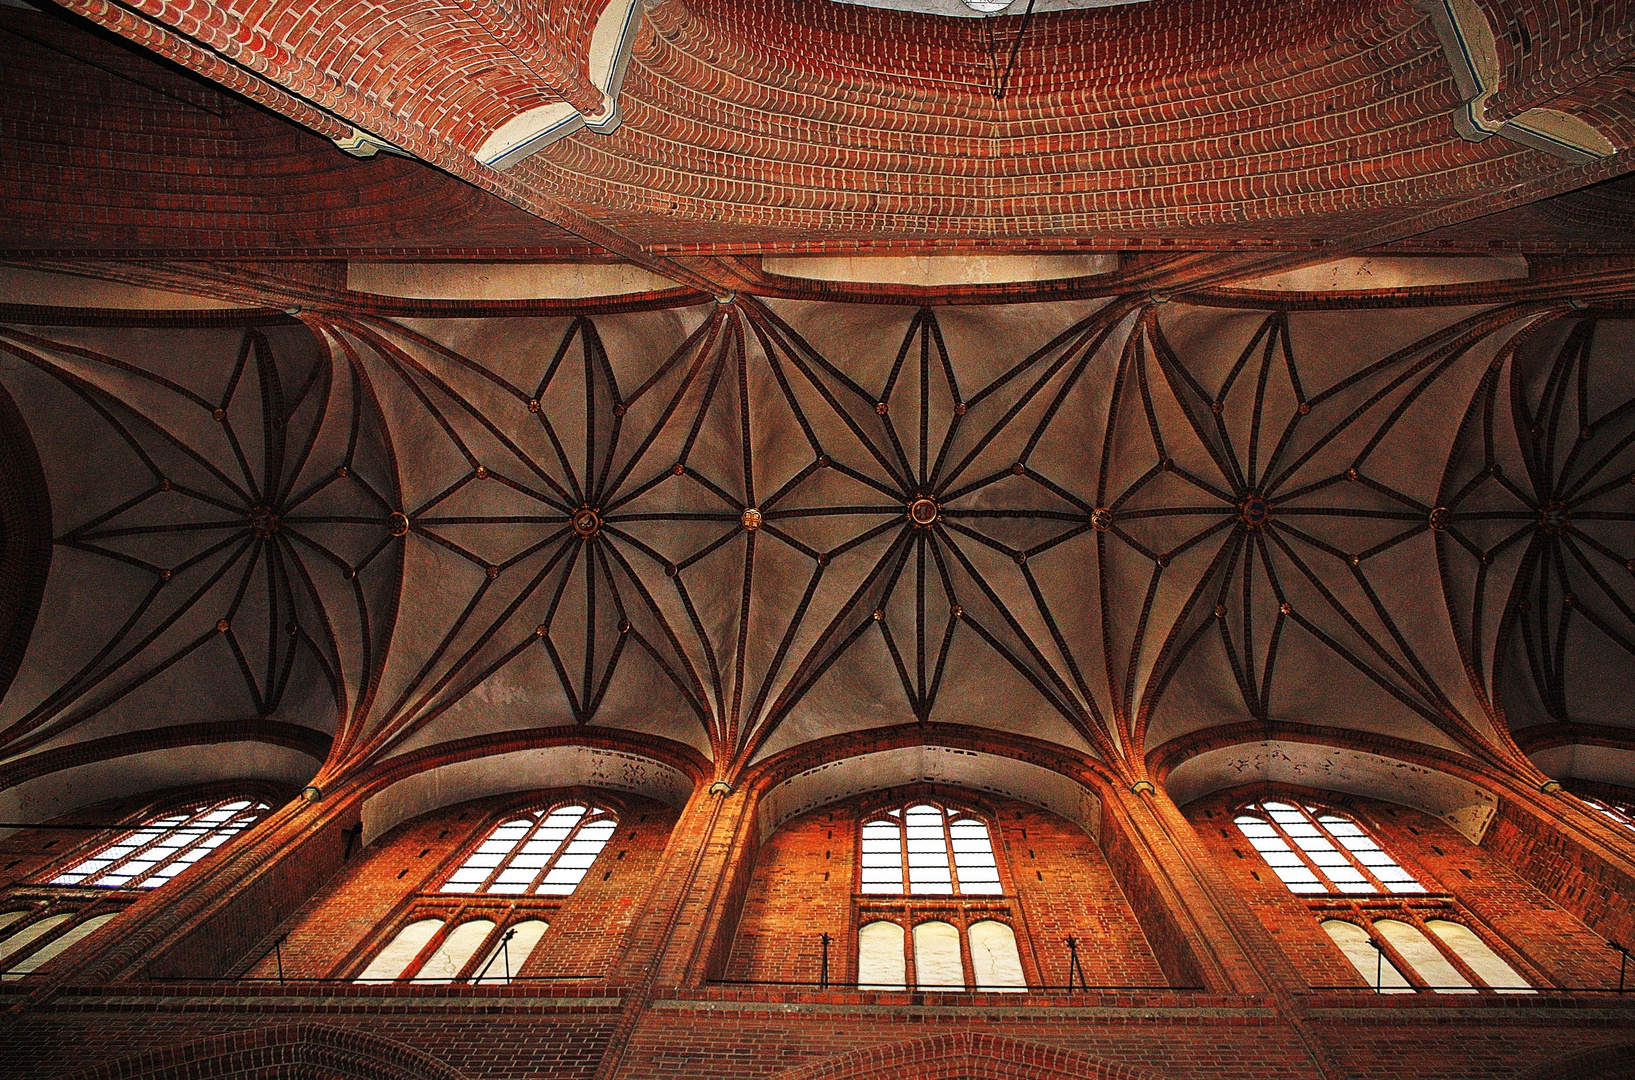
[{"xmin": 1, "ymin": 299, "xmax": 1630, "ymax": 788}]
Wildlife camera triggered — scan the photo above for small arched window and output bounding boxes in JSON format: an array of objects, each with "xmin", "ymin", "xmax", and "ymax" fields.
[
  {"xmin": 1321, "ymin": 916, "xmax": 1531, "ymax": 994},
  {"xmin": 859, "ymin": 802, "xmax": 1001, "ymax": 895},
  {"xmin": 440, "ymin": 803, "xmax": 617, "ymax": 896},
  {"xmin": 48, "ymin": 798, "xmax": 269, "ymax": 889},
  {"xmin": 355, "ymin": 917, "xmax": 550, "ymax": 984},
  {"xmin": 1234, "ymin": 800, "xmax": 1423, "ymax": 895}
]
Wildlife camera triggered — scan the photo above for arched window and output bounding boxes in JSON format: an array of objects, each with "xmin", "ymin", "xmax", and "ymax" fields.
[
  {"xmin": 1321, "ymin": 916, "xmax": 1531, "ymax": 994},
  {"xmin": 858, "ymin": 802, "xmax": 1001, "ymax": 895},
  {"xmin": 1577, "ymin": 794, "xmax": 1635, "ymax": 831},
  {"xmin": 0, "ymin": 912, "xmax": 120, "ymax": 981},
  {"xmin": 47, "ymin": 798, "xmax": 269, "ymax": 890},
  {"xmin": 440, "ymin": 803, "xmax": 617, "ymax": 896},
  {"xmin": 355, "ymin": 917, "xmax": 549, "ymax": 984},
  {"xmin": 854, "ymin": 915, "xmax": 1027, "ymax": 992},
  {"xmin": 1233, "ymin": 800, "xmax": 1423, "ymax": 895}
]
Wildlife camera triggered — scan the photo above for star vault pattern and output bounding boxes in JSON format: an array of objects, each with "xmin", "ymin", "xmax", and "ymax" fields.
[{"xmin": 2, "ymin": 299, "xmax": 1630, "ymax": 787}]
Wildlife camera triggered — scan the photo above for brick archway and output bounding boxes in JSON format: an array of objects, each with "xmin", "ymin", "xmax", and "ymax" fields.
[
  {"xmin": 59, "ymin": 1023, "xmax": 468, "ymax": 1080},
  {"xmin": 771, "ymin": 1032, "xmax": 1170, "ymax": 1080}
]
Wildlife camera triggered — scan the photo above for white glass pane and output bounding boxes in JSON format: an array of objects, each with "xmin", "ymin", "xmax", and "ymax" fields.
[
  {"xmin": 1426, "ymin": 920, "xmax": 1533, "ymax": 993},
  {"xmin": 0, "ymin": 914, "xmax": 73, "ymax": 968},
  {"xmin": 1322, "ymin": 919, "xmax": 1412, "ymax": 993},
  {"xmin": 861, "ymin": 852, "xmax": 901, "ymax": 867},
  {"xmin": 912, "ymin": 921, "xmax": 964, "ymax": 990},
  {"xmin": 1386, "ymin": 882, "xmax": 1428, "ymax": 894},
  {"xmin": 416, "ymin": 919, "xmax": 495, "ymax": 984},
  {"xmin": 968, "ymin": 920, "xmax": 1025, "ymax": 991},
  {"xmin": 472, "ymin": 920, "xmax": 549, "ymax": 984},
  {"xmin": 494, "ymin": 868, "xmax": 538, "ymax": 884},
  {"xmin": 1375, "ymin": 919, "xmax": 1472, "ymax": 993},
  {"xmin": 553, "ymin": 853, "xmax": 600, "ymax": 870},
  {"xmin": 3, "ymin": 914, "xmax": 116, "ymax": 979},
  {"xmin": 858, "ymin": 921, "xmax": 906, "ymax": 990},
  {"xmin": 1255, "ymin": 849, "xmax": 1308, "ymax": 869},
  {"xmin": 356, "ymin": 919, "xmax": 443, "ymax": 982},
  {"xmin": 959, "ymin": 881, "xmax": 1004, "ymax": 894}
]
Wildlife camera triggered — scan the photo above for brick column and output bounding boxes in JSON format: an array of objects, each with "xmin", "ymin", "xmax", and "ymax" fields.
[{"xmin": 1100, "ymin": 782, "xmax": 1287, "ymax": 995}]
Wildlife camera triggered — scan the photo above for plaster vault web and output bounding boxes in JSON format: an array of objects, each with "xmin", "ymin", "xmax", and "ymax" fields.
[{"xmin": 1, "ymin": 298, "xmax": 1631, "ymax": 788}]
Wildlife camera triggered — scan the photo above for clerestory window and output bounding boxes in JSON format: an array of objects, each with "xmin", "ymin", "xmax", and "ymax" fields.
[
  {"xmin": 1233, "ymin": 800, "xmax": 1423, "ymax": 895},
  {"xmin": 859, "ymin": 802, "xmax": 1001, "ymax": 895},
  {"xmin": 440, "ymin": 803, "xmax": 617, "ymax": 896},
  {"xmin": 47, "ymin": 798, "xmax": 269, "ymax": 890},
  {"xmin": 1577, "ymin": 794, "xmax": 1635, "ymax": 832}
]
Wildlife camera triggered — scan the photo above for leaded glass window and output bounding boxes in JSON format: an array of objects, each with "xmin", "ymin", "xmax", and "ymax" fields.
[
  {"xmin": 1234, "ymin": 800, "xmax": 1423, "ymax": 895},
  {"xmin": 1577, "ymin": 794, "xmax": 1635, "ymax": 832},
  {"xmin": 48, "ymin": 798, "xmax": 268, "ymax": 889},
  {"xmin": 858, "ymin": 802, "xmax": 1001, "ymax": 896},
  {"xmin": 440, "ymin": 803, "xmax": 617, "ymax": 896}
]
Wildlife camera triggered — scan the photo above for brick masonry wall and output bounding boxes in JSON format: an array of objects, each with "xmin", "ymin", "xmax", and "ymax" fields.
[
  {"xmin": 241, "ymin": 789, "xmax": 678, "ymax": 980},
  {"xmin": 1183, "ymin": 785, "xmax": 1622, "ymax": 990},
  {"xmin": 724, "ymin": 790, "xmax": 1163, "ymax": 988}
]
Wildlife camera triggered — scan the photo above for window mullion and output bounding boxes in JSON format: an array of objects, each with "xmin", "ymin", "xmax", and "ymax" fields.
[
  {"xmin": 1366, "ymin": 923, "xmax": 1430, "ymax": 992},
  {"xmin": 1308, "ymin": 807, "xmax": 1391, "ymax": 893},
  {"xmin": 404, "ymin": 912, "xmax": 461, "ymax": 982},
  {"xmin": 900, "ymin": 815, "xmax": 911, "ymax": 895},
  {"xmin": 114, "ymin": 806, "xmax": 206, "ymax": 879},
  {"xmin": 530, "ymin": 814, "xmax": 579, "ymax": 893},
  {"xmin": 1407, "ymin": 910, "xmax": 1492, "ymax": 992},
  {"xmin": 1269, "ymin": 813, "xmax": 1330, "ymax": 889},
  {"xmin": 478, "ymin": 811, "xmax": 538, "ymax": 894}
]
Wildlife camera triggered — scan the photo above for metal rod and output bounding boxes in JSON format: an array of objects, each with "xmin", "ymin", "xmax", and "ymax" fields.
[
  {"xmin": 820, "ymin": 933, "xmax": 831, "ymax": 990},
  {"xmin": 474, "ymin": 929, "xmax": 517, "ymax": 985},
  {"xmin": 994, "ymin": 0, "xmax": 1037, "ymax": 101},
  {"xmin": 0, "ymin": 822, "xmax": 132, "ymax": 831},
  {"xmin": 1370, "ymin": 937, "xmax": 1384, "ymax": 993},
  {"xmin": 274, "ymin": 935, "xmax": 285, "ymax": 985},
  {"xmin": 1065, "ymin": 935, "xmax": 1088, "ymax": 992}
]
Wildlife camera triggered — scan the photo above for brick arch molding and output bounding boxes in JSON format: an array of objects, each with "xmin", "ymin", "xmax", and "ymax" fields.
[
  {"xmin": 1516, "ymin": 1040, "xmax": 1635, "ymax": 1080},
  {"xmin": 58, "ymin": 1022, "xmax": 468, "ymax": 1080},
  {"xmin": 769, "ymin": 1032, "xmax": 1169, "ymax": 1080}
]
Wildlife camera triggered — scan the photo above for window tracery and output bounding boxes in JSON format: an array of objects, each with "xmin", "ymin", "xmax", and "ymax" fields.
[
  {"xmin": 440, "ymin": 803, "xmax": 616, "ymax": 896},
  {"xmin": 1228, "ymin": 795, "xmax": 1534, "ymax": 994},
  {"xmin": 1233, "ymin": 800, "xmax": 1423, "ymax": 895},
  {"xmin": 859, "ymin": 801, "xmax": 1001, "ymax": 895},
  {"xmin": 47, "ymin": 798, "xmax": 269, "ymax": 890},
  {"xmin": 1320, "ymin": 915, "xmax": 1532, "ymax": 994},
  {"xmin": 355, "ymin": 917, "xmax": 549, "ymax": 984},
  {"xmin": 853, "ymin": 800, "xmax": 1024, "ymax": 991}
]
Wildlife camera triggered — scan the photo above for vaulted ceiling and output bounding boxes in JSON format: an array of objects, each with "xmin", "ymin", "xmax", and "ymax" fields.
[{"xmin": 2, "ymin": 295, "xmax": 1630, "ymax": 799}]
